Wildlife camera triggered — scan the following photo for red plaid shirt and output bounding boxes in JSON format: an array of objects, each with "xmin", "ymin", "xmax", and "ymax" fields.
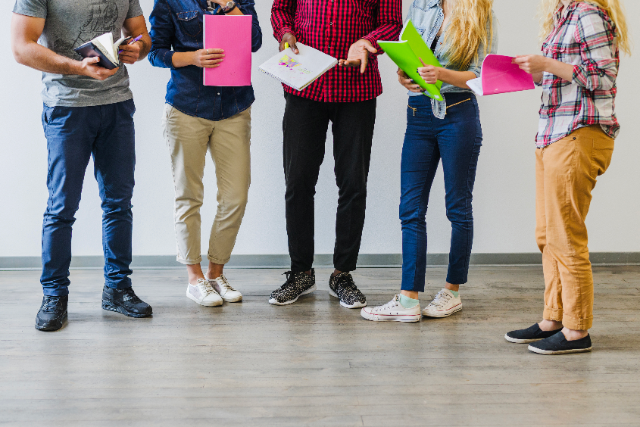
[
  {"xmin": 271, "ymin": 0, "xmax": 402, "ymax": 103},
  {"xmin": 536, "ymin": 2, "xmax": 620, "ymax": 147}
]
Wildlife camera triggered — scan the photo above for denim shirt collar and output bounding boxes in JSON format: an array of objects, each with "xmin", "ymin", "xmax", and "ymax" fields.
[{"xmin": 426, "ymin": 0, "xmax": 441, "ymax": 8}]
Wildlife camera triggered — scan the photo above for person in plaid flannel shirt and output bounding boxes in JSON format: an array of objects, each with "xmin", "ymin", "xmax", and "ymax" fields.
[
  {"xmin": 267, "ymin": 0, "xmax": 402, "ymax": 309},
  {"xmin": 506, "ymin": 0, "xmax": 631, "ymax": 355}
]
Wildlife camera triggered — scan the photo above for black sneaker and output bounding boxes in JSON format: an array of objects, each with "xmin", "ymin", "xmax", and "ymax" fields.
[
  {"xmin": 528, "ymin": 332, "xmax": 592, "ymax": 355},
  {"xmin": 505, "ymin": 324, "xmax": 563, "ymax": 344},
  {"xmin": 269, "ymin": 270, "xmax": 316, "ymax": 305},
  {"xmin": 329, "ymin": 272, "xmax": 367, "ymax": 309},
  {"xmin": 35, "ymin": 295, "xmax": 68, "ymax": 331},
  {"xmin": 102, "ymin": 286, "xmax": 152, "ymax": 318}
]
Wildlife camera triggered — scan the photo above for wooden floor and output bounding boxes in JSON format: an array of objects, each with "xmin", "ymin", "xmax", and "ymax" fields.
[{"xmin": 1, "ymin": 265, "xmax": 639, "ymax": 426}]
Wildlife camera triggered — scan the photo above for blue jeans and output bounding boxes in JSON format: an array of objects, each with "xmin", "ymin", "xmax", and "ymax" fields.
[
  {"xmin": 41, "ymin": 100, "xmax": 136, "ymax": 296},
  {"xmin": 400, "ymin": 93, "xmax": 482, "ymax": 292}
]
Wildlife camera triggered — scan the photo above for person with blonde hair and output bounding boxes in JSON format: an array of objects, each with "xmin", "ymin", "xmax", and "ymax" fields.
[
  {"xmin": 361, "ymin": 0, "xmax": 497, "ymax": 323},
  {"xmin": 506, "ymin": 0, "xmax": 630, "ymax": 354}
]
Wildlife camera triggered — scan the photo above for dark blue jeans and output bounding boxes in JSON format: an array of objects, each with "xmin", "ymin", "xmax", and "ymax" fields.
[
  {"xmin": 400, "ymin": 93, "xmax": 482, "ymax": 292},
  {"xmin": 41, "ymin": 100, "xmax": 136, "ymax": 296}
]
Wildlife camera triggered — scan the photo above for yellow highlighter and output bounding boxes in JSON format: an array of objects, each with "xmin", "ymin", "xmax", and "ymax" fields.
[{"xmin": 284, "ymin": 42, "xmax": 290, "ymax": 50}]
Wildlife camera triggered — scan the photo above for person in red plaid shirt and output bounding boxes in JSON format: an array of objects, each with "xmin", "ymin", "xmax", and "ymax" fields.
[
  {"xmin": 506, "ymin": 0, "xmax": 631, "ymax": 355},
  {"xmin": 267, "ymin": 0, "xmax": 402, "ymax": 308}
]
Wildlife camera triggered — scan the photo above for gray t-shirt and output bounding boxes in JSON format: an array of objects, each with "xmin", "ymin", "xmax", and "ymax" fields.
[{"xmin": 13, "ymin": 0, "xmax": 144, "ymax": 107}]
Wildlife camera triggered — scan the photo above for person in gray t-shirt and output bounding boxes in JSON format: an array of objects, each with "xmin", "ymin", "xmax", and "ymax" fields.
[{"xmin": 11, "ymin": 0, "xmax": 153, "ymax": 331}]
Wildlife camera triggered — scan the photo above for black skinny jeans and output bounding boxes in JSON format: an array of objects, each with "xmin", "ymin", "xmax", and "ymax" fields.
[{"xmin": 282, "ymin": 93, "xmax": 377, "ymax": 272}]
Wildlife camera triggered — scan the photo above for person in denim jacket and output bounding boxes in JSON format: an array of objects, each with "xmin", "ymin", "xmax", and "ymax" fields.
[
  {"xmin": 361, "ymin": 0, "xmax": 497, "ymax": 323},
  {"xmin": 148, "ymin": 0, "xmax": 262, "ymax": 307}
]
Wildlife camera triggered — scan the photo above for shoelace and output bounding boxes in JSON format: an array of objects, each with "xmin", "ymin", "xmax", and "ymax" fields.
[
  {"xmin": 196, "ymin": 279, "xmax": 216, "ymax": 296},
  {"xmin": 430, "ymin": 290, "xmax": 452, "ymax": 308},
  {"xmin": 121, "ymin": 288, "xmax": 143, "ymax": 303},
  {"xmin": 334, "ymin": 273, "xmax": 356, "ymax": 293},
  {"xmin": 279, "ymin": 271, "xmax": 298, "ymax": 292},
  {"xmin": 373, "ymin": 295, "xmax": 401, "ymax": 313},
  {"xmin": 42, "ymin": 297, "xmax": 64, "ymax": 313},
  {"xmin": 216, "ymin": 275, "xmax": 237, "ymax": 292}
]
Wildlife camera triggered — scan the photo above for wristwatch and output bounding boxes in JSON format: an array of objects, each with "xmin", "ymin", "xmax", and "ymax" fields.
[{"xmin": 220, "ymin": 1, "xmax": 237, "ymax": 14}]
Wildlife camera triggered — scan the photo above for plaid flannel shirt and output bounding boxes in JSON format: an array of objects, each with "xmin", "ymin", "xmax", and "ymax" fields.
[
  {"xmin": 271, "ymin": 0, "xmax": 403, "ymax": 103},
  {"xmin": 536, "ymin": 2, "xmax": 620, "ymax": 147}
]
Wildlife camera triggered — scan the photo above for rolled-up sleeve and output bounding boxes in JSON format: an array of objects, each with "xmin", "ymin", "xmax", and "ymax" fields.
[
  {"xmin": 467, "ymin": 11, "xmax": 498, "ymax": 78},
  {"xmin": 148, "ymin": 0, "xmax": 176, "ymax": 69},
  {"xmin": 572, "ymin": 9, "xmax": 618, "ymax": 91},
  {"xmin": 239, "ymin": 0, "xmax": 262, "ymax": 52},
  {"xmin": 361, "ymin": 0, "xmax": 403, "ymax": 58},
  {"xmin": 271, "ymin": 0, "xmax": 296, "ymax": 42}
]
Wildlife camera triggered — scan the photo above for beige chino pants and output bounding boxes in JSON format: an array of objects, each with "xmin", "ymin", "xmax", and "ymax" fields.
[
  {"xmin": 162, "ymin": 104, "xmax": 251, "ymax": 265},
  {"xmin": 535, "ymin": 125, "xmax": 614, "ymax": 330}
]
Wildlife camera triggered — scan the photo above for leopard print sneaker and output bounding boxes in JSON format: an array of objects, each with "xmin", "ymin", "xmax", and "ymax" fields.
[
  {"xmin": 269, "ymin": 270, "xmax": 316, "ymax": 305},
  {"xmin": 329, "ymin": 272, "xmax": 367, "ymax": 309}
]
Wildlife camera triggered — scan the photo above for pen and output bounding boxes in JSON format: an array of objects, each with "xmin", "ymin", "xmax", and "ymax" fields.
[{"xmin": 118, "ymin": 35, "xmax": 144, "ymax": 54}]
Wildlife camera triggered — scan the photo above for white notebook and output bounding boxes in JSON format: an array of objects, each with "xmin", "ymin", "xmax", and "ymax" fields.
[{"xmin": 259, "ymin": 43, "xmax": 338, "ymax": 91}]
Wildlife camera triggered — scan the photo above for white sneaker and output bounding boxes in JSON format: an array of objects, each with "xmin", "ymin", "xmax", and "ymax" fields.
[
  {"xmin": 210, "ymin": 275, "xmax": 242, "ymax": 303},
  {"xmin": 186, "ymin": 279, "xmax": 223, "ymax": 307},
  {"xmin": 422, "ymin": 288, "xmax": 462, "ymax": 318},
  {"xmin": 360, "ymin": 295, "xmax": 421, "ymax": 323}
]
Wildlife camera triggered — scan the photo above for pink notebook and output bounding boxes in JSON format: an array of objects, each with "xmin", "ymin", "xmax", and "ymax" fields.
[
  {"xmin": 467, "ymin": 55, "xmax": 535, "ymax": 96},
  {"xmin": 203, "ymin": 15, "xmax": 252, "ymax": 87}
]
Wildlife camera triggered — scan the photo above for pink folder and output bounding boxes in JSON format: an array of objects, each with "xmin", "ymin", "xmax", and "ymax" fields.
[
  {"xmin": 467, "ymin": 55, "xmax": 535, "ymax": 96},
  {"xmin": 203, "ymin": 15, "xmax": 252, "ymax": 87}
]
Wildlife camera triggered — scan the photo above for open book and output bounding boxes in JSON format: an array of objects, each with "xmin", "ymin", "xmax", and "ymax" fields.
[
  {"xmin": 466, "ymin": 55, "xmax": 536, "ymax": 96},
  {"xmin": 259, "ymin": 43, "xmax": 337, "ymax": 91},
  {"xmin": 378, "ymin": 20, "xmax": 443, "ymax": 101},
  {"xmin": 74, "ymin": 33, "xmax": 131, "ymax": 70}
]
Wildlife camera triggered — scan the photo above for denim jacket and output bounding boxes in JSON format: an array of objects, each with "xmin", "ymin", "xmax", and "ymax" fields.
[
  {"xmin": 407, "ymin": 0, "xmax": 498, "ymax": 118},
  {"xmin": 148, "ymin": 0, "xmax": 262, "ymax": 121}
]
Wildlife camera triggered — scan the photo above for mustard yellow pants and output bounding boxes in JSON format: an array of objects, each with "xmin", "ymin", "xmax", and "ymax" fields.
[
  {"xmin": 162, "ymin": 105, "xmax": 251, "ymax": 265},
  {"xmin": 535, "ymin": 125, "xmax": 614, "ymax": 330}
]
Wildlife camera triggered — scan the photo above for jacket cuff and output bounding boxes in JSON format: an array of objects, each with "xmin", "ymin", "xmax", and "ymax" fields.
[
  {"xmin": 572, "ymin": 64, "xmax": 588, "ymax": 87},
  {"xmin": 162, "ymin": 50, "xmax": 176, "ymax": 70}
]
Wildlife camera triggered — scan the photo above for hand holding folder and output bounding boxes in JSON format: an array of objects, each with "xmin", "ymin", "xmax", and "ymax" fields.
[{"xmin": 378, "ymin": 20, "xmax": 444, "ymax": 101}]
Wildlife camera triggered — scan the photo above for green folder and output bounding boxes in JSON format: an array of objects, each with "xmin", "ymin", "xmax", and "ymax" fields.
[{"xmin": 378, "ymin": 20, "xmax": 443, "ymax": 101}]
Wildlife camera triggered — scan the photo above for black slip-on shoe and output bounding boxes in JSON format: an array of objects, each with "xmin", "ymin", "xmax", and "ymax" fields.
[
  {"xmin": 269, "ymin": 270, "xmax": 316, "ymax": 305},
  {"xmin": 102, "ymin": 286, "xmax": 152, "ymax": 318},
  {"xmin": 528, "ymin": 332, "xmax": 592, "ymax": 355},
  {"xmin": 505, "ymin": 324, "xmax": 563, "ymax": 344},
  {"xmin": 329, "ymin": 272, "xmax": 367, "ymax": 309},
  {"xmin": 35, "ymin": 295, "xmax": 68, "ymax": 331}
]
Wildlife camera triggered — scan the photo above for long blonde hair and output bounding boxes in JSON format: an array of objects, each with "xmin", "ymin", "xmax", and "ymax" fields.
[
  {"xmin": 442, "ymin": 0, "xmax": 494, "ymax": 70},
  {"xmin": 539, "ymin": 0, "xmax": 631, "ymax": 55}
]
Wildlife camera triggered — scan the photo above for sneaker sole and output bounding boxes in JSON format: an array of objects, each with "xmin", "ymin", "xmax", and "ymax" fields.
[
  {"xmin": 186, "ymin": 290, "xmax": 223, "ymax": 307},
  {"xmin": 221, "ymin": 295, "xmax": 243, "ymax": 303},
  {"xmin": 504, "ymin": 334, "xmax": 544, "ymax": 344},
  {"xmin": 328, "ymin": 289, "xmax": 367, "ymax": 309},
  {"xmin": 102, "ymin": 301, "xmax": 152, "ymax": 318},
  {"xmin": 269, "ymin": 285, "xmax": 317, "ymax": 306},
  {"xmin": 422, "ymin": 303, "xmax": 462, "ymax": 318},
  {"xmin": 528, "ymin": 345, "xmax": 593, "ymax": 355},
  {"xmin": 35, "ymin": 312, "xmax": 68, "ymax": 332},
  {"xmin": 360, "ymin": 309, "xmax": 421, "ymax": 323}
]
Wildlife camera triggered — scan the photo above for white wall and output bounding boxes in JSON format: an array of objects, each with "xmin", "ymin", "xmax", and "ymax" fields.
[{"xmin": 1, "ymin": 0, "xmax": 639, "ymax": 259}]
